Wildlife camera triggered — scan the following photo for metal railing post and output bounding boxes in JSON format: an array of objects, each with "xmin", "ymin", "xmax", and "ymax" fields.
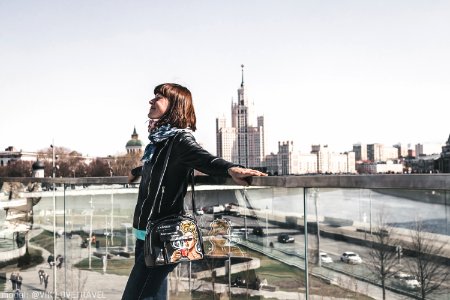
[{"xmin": 303, "ymin": 187, "xmax": 309, "ymax": 299}]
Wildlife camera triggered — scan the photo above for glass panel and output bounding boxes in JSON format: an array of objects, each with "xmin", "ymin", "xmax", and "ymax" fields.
[
  {"xmin": 307, "ymin": 188, "xmax": 450, "ymax": 300},
  {"xmin": 175, "ymin": 186, "xmax": 309, "ymax": 299},
  {"xmin": 1, "ymin": 178, "xmax": 449, "ymax": 300},
  {"xmin": 0, "ymin": 181, "xmax": 137, "ymax": 299}
]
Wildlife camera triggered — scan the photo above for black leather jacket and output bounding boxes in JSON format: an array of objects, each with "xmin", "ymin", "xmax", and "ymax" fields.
[{"xmin": 132, "ymin": 131, "xmax": 237, "ymax": 230}]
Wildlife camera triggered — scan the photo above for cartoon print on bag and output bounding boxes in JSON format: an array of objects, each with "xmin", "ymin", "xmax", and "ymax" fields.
[{"xmin": 170, "ymin": 220, "xmax": 203, "ymax": 262}]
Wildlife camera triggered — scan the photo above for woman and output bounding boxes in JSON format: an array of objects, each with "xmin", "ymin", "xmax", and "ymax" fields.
[{"xmin": 122, "ymin": 83, "xmax": 266, "ymax": 300}]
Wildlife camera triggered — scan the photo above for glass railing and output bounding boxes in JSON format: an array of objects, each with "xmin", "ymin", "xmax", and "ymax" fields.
[{"xmin": 1, "ymin": 174, "xmax": 449, "ymax": 300}]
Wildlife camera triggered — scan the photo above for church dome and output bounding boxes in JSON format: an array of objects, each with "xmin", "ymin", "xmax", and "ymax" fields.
[
  {"xmin": 32, "ymin": 159, "xmax": 45, "ymax": 170},
  {"xmin": 126, "ymin": 127, "xmax": 144, "ymax": 153},
  {"xmin": 126, "ymin": 139, "xmax": 144, "ymax": 147}
]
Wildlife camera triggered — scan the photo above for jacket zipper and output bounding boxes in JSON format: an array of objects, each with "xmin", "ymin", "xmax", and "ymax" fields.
[{"xmin": 158, "ymin": 186, "xmax": 165, "ymax": 213}]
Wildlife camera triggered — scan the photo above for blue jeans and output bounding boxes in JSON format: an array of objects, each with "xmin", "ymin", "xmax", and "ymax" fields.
[{"xmin": 122, "ymin": 239, "xmax": 177, "ymax": 300}]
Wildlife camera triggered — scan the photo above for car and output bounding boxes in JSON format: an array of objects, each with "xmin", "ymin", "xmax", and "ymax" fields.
[
  {"xmin": 394, "ymin": 272, "xmax": 420, "ymax": 290},
  {"xmin": 277, "ymin": 234, "xmax": 295, "ymax": 243},
  {"xmin": 252, "ymin": 227, "xmax": 265, "ymax": 236},
  {"xmin": 340, "ymin": 251, "xmax": 362, "ymax": 264},
  {"xmin": 320, "ymin": 252, "xmax": 333, "ymax": 263}
]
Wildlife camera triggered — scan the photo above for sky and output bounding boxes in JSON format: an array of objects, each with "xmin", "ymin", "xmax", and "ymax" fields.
[{"xmin": 1, "ymin": 0, "xmax": 449, "ymax": 157}]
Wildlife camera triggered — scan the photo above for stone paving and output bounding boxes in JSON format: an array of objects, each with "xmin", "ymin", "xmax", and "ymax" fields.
[{"xmin": 1, "ymin": 230, "xmax": 126, "ymax": 300}]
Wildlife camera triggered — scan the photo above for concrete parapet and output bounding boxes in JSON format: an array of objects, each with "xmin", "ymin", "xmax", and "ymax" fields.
[
  {"xmin": 193, "ymin": 256, "xmax": 260, "ymax": 279},
  {"xmin": 0, "ymin": 242, "xmax": 26, "ymax": 262}
]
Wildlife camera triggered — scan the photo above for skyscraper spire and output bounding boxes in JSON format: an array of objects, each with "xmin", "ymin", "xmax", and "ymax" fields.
[{"xmin": 241, "ymin": 64, "xmax": 244, "ymax": 87}]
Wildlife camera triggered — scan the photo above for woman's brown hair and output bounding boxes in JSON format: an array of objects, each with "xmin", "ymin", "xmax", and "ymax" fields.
[{"xmin": 154, "ymin": 83, "xmax": 197, "ymax": 131}]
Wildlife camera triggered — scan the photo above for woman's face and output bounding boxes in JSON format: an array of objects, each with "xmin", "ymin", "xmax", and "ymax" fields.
[{"xmin": 148, "ymin": 93, "xmax": 169, "ymax": 120}]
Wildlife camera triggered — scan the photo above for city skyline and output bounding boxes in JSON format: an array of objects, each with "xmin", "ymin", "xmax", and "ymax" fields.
[{"xmin": 1, "ymin": 1, "xmax": 449, "ymax": 157}]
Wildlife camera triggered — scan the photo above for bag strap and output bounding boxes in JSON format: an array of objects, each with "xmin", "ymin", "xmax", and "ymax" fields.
[{"xmin": 189, "ymin": 169, "xmax": 197, "ymax": 219}]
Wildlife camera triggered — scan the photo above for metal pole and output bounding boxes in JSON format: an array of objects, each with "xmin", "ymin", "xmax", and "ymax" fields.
[
  {"xmin": 63, "ymin": 183, "xmax": 67, "ymax": 294},
  {"xmin": 228, "ymin": 223, "xmax": 232, "ymax": 299},
  {"xmin": 89, "ymin": 196, "xmax": 93, "ymax": 269},
  {"xmin": 446, "ymin": 190, "xmax": 448, "ymax": 236},
  {"xmin": 243, "ymin": 188, "xmax": 248, "ymax": 241},
  {"xmin": 105, "ymin": 215, "xmax": 108, "ymax": 257},
  {"xmin": 52, "ymin": 142, "xmax": 57, "ymax": 299},
  {"xmin": 189, "ymin": 261, "xmax": 192, "ymax": 293},
  {"xmin": 314, "ymin": 189, "xmax": 321, "ymax": 267},
  {"xmin": 228, "ymin": 253, "xmax": 231, "ymax": 299},
  {"xmin": 303, "ymin": 188, "xmax": 309, "ymax": 300},
  {"xmin": 265, "ymin": 206, "xmax": 269, "ymax": 247},
  {"xmin": 110, "ymin": 192, "xmax": 114, "ymax": 245},
  {"xmin": 125, "ymin": 225, "xmax": 128, "ymax": 251},
  {"xmin": 369, "ymin": 191, "xmax": 372, "ymax": 235}
]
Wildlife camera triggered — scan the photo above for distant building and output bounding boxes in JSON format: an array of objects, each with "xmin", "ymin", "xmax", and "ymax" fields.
[
  {"xmin": 356, "ymin": 160, "xmax": 404, "ymax": 174},
  {"xmin": 366, "ymin": 143, "xmax": 399, "ymax": 162},
  {"xmin": 394, "ymin": 143, "xmax": 409, "ymax": 158},
  {"xmin": 125, "ymin": 127, "xmax": 144, "ymax": 154},
  {"xmin": 278, "ymin": 141, "xmax": 295, "ymax": 175},
  {"xmin": 415, "ymin": 143, "xmax": 443, "ymax": 156},
  {"xmin": 216, "ymin": 116, "xmax": 237, "ymax": 162},
  {"xmin": 267, "ymin": 141, "xmax": 355, "ymax": 175},
  {"xmin": 311, "ymin": 145, "xmax": 356, "ymax": 174},
  {"xmin": 353, "ymin": 143, "xmax": 367, "ymax": 161},
  {"xmin": 298, "ymin": 152, "xmax": 318, "ymax": 174},
  {"xmin": 0, "ymin": 146, "xmax": 38, "ymax": 167},
  {"xmin": 437, "ymin": 134, "xmax": 450, "ymax": 173},
  {"xmin": 405, "ymin": 154, "xmax": 440, "ymax": 173},
  {"xmin": 264, "ymin": 152, "xmax": 280, "ymax": 175},
  {"xmin": 216, "ymin": 65, "xmax": 265, "ymax": 168},
  {"xmin": 32, "ymin": 159, "xmax": 45, "ymax": 178},
  {"xmin": 367, "ymin": 143, "xmax": 384, "ymax": 162},
  {"xmin": 311, "ymin": 145, "xmax": 330, "ymax": 173}
]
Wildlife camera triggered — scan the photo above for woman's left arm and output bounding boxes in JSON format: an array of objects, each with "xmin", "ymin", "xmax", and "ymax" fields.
[{"xmin": 176, "ymin": 133, "xmax": 267, "ymax": 183}]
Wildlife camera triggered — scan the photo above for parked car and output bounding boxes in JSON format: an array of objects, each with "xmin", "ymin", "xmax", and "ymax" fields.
[
  {"xmin": 320, "ymin": 252, "xmax": 333, "ymax": 263},
  {"xmin": 394, "ymin": 272, "xmax": 420, "ymax": 290},
  {"xmin": 340, "ymin": 251, "xmax": 362, "ymax": 264},
  {"xmin": 277, "ymin": 234, "xmax": 295, "ymax": 243},
  {"xmin": 252, "ymin": 227, "xmax": 265, "ymax": 236}
]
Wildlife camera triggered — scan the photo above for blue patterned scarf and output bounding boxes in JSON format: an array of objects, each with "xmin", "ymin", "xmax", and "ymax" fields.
[{"xmin": 141, "ymin": 124, "xmax": 191, "ymax": 162}]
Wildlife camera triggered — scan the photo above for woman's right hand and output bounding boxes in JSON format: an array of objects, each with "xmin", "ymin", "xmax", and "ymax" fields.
[{"xmin": 128, "ymin": 174, "xmax": 138, "ymax": 184}]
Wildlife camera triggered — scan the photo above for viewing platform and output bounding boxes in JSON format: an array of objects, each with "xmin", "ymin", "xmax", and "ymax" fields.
[{"xmin": 1, "ymin": 174, "xmax": 450, "ymax": 299}]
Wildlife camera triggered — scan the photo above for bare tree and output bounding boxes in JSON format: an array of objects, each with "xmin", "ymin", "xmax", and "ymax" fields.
[
  {"xmin": 406, "ymin": 220, "xmax": 449, "ymax": 299},
  {"xmin": 88, "ymin": 158, "xmax": 111, "ymax": 177},
  {"xmin": 109, "ymin": 152, "xmax": 142, "ymax": 176},
  {"xmin": 367, "ymin": 211, "xmax": 399, "ymax": 300},
  {"xmin": 0, "ymin": 160, "xmax": 33, "ymax": 177}
]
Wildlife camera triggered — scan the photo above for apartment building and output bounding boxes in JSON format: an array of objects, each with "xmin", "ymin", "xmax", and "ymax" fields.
[{"xmin": 216, "ymin": 66, "xmax": 265, "ymax": 169}]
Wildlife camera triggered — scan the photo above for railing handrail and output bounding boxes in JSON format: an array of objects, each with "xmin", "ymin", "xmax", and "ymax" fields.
[{"xmin": 1, "ymin": 174, "xmax": 450, "ymax": 190}]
